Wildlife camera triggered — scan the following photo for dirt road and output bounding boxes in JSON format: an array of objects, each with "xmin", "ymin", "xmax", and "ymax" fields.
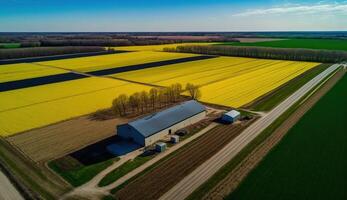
[
  {"xmin": 0, "ymin": 171, "xmax": 24, "ymax": 200},
  {"xmin": 159, "ymin": 64, "xmax": 341, "ymax": 200}
]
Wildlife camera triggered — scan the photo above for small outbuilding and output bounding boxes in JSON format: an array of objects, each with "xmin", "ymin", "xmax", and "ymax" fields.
[
  {"xmin": 221, "ymin": 110, "xmax": 241, "ymax": 123},
  {"xmin": 171, "ymin": 135, "xmax": 180, "ymax": 144},
  {"xmin": 155, "ymin": 142, "xmax": 167, "ymax": 152},
  {"xmin": 117, "ymin": 100, "xmax": 206, "ymax": 146}
]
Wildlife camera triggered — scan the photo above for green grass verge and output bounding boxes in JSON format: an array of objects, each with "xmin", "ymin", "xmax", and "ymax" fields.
[
  {"xmin": 228, "ymin": 74, "xmax": 346, "ymax": 200},
  {"xmin": 0, "ymin": 139, "xmax": 56, "ymax": 200},
  {"xmin": 98, "ymin": 155, "xmax": 155, "ymax": 187},
  {"xmin": 220, "ymin": 39, "xmax": 347, "ymax": 51},
  {"xmin": 186, "ymin": 97, "xmax": 303, "ymax": 200},
  {"xmin": 110, "ymin": 123, "xmax": 219, "ymax": 194},
  {"xmin": 102, "ymin": 194, "xmax": 117, "ymax": 200},
  {"xmin": 49, "ymin": 156, "xmax": 118, "ymax": 187},
  {"xmin": 186, "ymin": 68, "xmax": 341, "ymax": 200},
  {"xmin": 248, "ymin": 64, "xmax": 330, "ymax": 111},
  {"xmin": 0, "ymin": 43, "xmax": 21, "ymax": 48},
  {"xmin": 99, "ymin": 122, "xmax": 211, "ymax": 189}
]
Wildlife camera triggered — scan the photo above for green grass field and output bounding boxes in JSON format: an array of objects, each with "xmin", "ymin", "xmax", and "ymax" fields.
[
  {"xmin": 0, "ymin": 43, "xmax": 21, "ymax": 48},
  {"xmin": 49, "ymin": 156, "xmax": 118, "ymax": 187},
  {"xmin": 227, "ymin": 74, "xmax": 347, "ymax": 200},
  {"xmin": 223, "ymin": 39, "xmax": 347, "ymax": 51}
]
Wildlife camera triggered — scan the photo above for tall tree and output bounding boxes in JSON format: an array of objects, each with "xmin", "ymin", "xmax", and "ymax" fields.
[
  {"xmin": 149, "ymin": 88, "xmax": 159, "ymax": 110},
  {"xmin": 185, "ymin": 83, "xmax": 202, "ymax": 100}
]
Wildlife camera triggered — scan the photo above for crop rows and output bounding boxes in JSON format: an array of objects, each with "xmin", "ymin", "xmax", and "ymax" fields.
[
  {"xmin": 0, "ymin": 63, "xmax": 67, "ymax": 83},
  {"xmin": 112, "ymin": 56, "xmax": 320, "ymax": 108},
  {"xmin": 228, "ymin": 73, "xmax": 347, "ymax": 200},
  {"xmin": 37, "ymin": 51, "xmax": 195, "ymax": 72},
  {"xmin": 116, "ymin": 119, "xmax": 256, "ymax": 200},
  {"xmin": 0, "ymin": 77, "xmax": 151, "ymax": 136}
]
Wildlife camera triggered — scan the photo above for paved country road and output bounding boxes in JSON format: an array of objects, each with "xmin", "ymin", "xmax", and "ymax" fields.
[
  {"xmin": 160, "ymin": 64, "xmax": 341, "ymax": 200},
  {"xmin": 0, "ymin": 171, "xmax": 24, "ymax": 200}
]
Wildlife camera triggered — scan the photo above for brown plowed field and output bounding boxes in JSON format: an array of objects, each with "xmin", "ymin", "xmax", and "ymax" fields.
[
  {"xmin": 115, "ymin": 119, "xmax": 257, "ymax": 200},
  {"xmin": 6, "ymin": 116, "xmax": 127, "ymax": 163},
  {"xmin": 202, "ymin": 69, "xmax": 345, "ymax": 200}
]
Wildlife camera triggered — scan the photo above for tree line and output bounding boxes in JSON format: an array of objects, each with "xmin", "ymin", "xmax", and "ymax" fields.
[
  {"xmin": 0, "ymin": 46, "xmax": 106, "ymax": 60},
  {"xmin": 110, "ymin": 83, "xmax": 201, "ymax": 117},
  {"xmin": 164, "ymin": 45, "xmax": 347, "ymax": 63}
]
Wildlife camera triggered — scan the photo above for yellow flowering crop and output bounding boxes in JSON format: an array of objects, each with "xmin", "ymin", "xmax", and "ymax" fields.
[
  {"xmin": 0, "ymin": 77, "xmax": 151, "ymax": 136},
  {"xmin": 112, "ymin": 56, "xmax": 320, "ymax": 108},
  {"xmin": 37, "ymin": 51, "xmax": 196, "ymax": 72},
  {"xmin": 0, "ymin": 63, "xmax": 67, "ymax": 83}
]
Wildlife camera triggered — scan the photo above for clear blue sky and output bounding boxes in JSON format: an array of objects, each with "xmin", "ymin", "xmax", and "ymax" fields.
[{"xmin": 1, "ymin": 0, "xmax": 347, "ymax": 32}]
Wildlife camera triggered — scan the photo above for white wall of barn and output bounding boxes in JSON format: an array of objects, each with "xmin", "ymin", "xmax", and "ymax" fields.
[{"xmin": 144, "ymin": 111, "xmax": 206, "ymax": 146}]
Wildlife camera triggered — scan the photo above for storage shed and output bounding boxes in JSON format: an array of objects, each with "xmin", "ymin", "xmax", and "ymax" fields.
[
  {"xmin": 171, "ymin": 135, "xmax": 180, "ymax": 144},
  {"xmin": 117, "ymin": 100, "xmax": 206, "ymax": 146},
  {"xmin": 222, "ymin": 110, "xmax": 240, "ymax": 123},
  {"xmin": 155, "ymin": 142, "xmax": 167, "ymax": 152}
]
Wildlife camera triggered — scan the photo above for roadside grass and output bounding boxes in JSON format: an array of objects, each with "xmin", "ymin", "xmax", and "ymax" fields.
[
  {"xmin": 99, "ymin": 121, "xmax": 211, "ymax": 188},
  {"xmin": 0, "ymin": 138, "xmax": 62, "ymax": 200},
  {"xmin": 109, "ymin": 122, "xmax": 216, "ymax": 194},
  {"xmin": 228, "ymin": 73, "xmax": 346, "ymax": 200},
  {"xmin": 220, "ymin": 39, "xmax": 347, "ymax": 51},
  {"xmin": 98, "ymin": 154, "xmax": 155, "ymax": 187},
  {"xmin": 247, "ymin": 63, "xmax": 330, "ymax": 111},
  {"xmin": 186, "ymin": 67, "xmax": 341, "ymax": 200},
  {"xmin": 48, "ymin": 156, "xmax": 119, "ymax": 187},
  {"xmin": 0, "ymin": 43, "xmax": 21, "ymax": 48},
  {"xmin": 186, "ymin": 98, "xmax": 302, "ymax": 200},
  {"xmin": 102, "ymin": 195, "xmax": 117, "ymax": 200}
]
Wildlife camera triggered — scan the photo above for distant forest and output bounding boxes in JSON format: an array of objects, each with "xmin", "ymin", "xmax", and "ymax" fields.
[
  {"xmin": 165, "ymin": 45, "xmax": 347, "ymax": 63},
  {"xmin": 0, "ymin": 33, "xmax": 238, "ymax": 48}
]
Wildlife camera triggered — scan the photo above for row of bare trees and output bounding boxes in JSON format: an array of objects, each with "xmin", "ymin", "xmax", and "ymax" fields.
[
  {"xmin": 165, "ymin": 45, "xmax": 347, "ymax": 63},
  {"xmin": 111, "ymin": 83, "xmax": 201, "ymax": 116},
  {"xmin": 0, "ymin": 46, "xmax": 106, "ymax": 60}
]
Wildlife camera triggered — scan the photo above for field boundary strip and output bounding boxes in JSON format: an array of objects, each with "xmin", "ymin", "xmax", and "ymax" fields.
[
  {"xmin": 0, "ymin": 51, "xmax": 128, "ymax": 65},
  {"xmin": 0, "ymin": 72, "xmax": 88, "ymax": 92},
  {"xmin": 88, "ymin": 55, "xmax": 216, "ymax": 76}
]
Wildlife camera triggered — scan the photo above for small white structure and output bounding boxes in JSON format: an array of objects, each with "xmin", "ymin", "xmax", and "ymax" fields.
[
  {"xmin": 155, "ymin": 142, "xmax": 167, "ymax": 152},
  {"xmin": 171, "ymin": 135, "xmax": 180, "ymax": 144},
  {"xmin": 117, "ymin": 100, "xmax": 206, "ymax": 146},
  {"xmin": 222, "ymin": 110, "xmax": 241, "ymax": 123}
]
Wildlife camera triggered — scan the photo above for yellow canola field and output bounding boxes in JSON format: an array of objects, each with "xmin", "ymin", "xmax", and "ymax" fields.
[
  {"xmin": 37, "ymin": 51, "xmax": 196, "ymax": 72},
  {"xmin": 199, "ymin": 62, "xmax": 318, "ymax": 107},
  {"xmin": 0, "ymin": 63, "xmax": 67, "ymax": 83},
  {"xmin": 0, "ymin": 77, "xmax": 151, "ymax": 136},
  {"xmin": 112, "ymin": 56, "xmax": 320, "ymax": 108},
  {"xmin": 113, "ymin": 42, "xmax": 216, "ymax": 52}
]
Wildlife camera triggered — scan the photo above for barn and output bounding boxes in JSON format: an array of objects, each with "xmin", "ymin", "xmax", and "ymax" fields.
[{"xmin": 117, "ymin": 100, "xmax": 206, "ymax": 146}]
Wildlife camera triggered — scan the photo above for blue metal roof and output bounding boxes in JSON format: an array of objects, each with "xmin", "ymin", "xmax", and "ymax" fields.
[
  {"xmin": 129, "ymin": 100, "xmax": 206, "ymax": 138},
  {"xmin": 224, "ymin": 110, "xmax": 240, "ymax": 118}
]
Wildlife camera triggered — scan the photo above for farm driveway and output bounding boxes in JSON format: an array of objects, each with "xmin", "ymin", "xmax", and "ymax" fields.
[{"xmin": 0, "ymin": 171, "xmax": 24, "ymax": 200}]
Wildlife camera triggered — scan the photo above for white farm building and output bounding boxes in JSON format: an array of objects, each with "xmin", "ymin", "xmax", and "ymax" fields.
[
  {"xmin": 117, "ymin": 100, "xmax": 206, "ymax": 146},
  {"xmin": 221, "ymin": 110, "xmax": 240, "ymax": 123}
]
